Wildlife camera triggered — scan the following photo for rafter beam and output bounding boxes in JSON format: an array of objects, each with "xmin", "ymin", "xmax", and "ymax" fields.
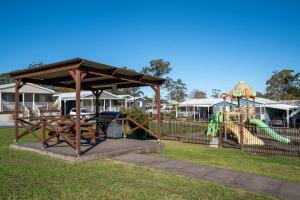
[
  {"xmin": 80, "ymin": 66, "xmax": 156, "ymax": 86},
  {"xmin": 39, "ymin": 73, "xmax": 97, "ymax": 83},
  {"xmin": 11, "ymin": 63, "xmax": 82, "ymax": 79},
  {"xmin": 22, "ymin": 78, "xmax": 74, "ymax": 89}
]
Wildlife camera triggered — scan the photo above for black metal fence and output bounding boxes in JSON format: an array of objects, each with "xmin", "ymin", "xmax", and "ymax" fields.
[{"xmin": 149, "ymin": 119, "xmax": 300, "ymax": 157}]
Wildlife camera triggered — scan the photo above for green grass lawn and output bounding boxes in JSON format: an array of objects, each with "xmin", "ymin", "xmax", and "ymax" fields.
[
  {"xmin": 0, "ymin": 128, "xmax": 275, "ymax": 200},
  {"xmin": 158, "ymin": 140, "xmax": 300, "ymax": 183}
]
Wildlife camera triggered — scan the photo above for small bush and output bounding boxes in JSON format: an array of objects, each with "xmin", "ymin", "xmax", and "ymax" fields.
[{"xmin": 121, "ymin": 106, "xmax": 149, "ymax": 139}]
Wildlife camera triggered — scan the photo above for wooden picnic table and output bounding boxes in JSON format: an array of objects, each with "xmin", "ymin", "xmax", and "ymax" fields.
[{"xmin": 55, "ymin": 119, "xmax": 96, "ymax": 147}]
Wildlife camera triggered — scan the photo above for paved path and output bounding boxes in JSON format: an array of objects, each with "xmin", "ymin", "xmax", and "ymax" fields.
[{"xmin": 113, "ymin": 154, "xmax": 300, "ymax": 200}]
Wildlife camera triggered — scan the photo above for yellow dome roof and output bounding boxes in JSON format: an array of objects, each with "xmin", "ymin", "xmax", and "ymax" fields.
[
  {"xmin": 229, "ymin": 81, "xmax": 256, "ymax": 99},
  {"xmin": 233, "ymin": 81, "xmax": 253, "ymax": 91}
]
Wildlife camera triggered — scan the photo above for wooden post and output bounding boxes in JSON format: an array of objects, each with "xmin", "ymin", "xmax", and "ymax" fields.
[
  {"xmin": 122, "ymin": 118, "xmax": 125, "ymax": 138},
  {"xmin": 95, "ymin": 91, "xmax": 99, "ymax": 116},
  {"xmin": 0, "ymin": 91, "xmax": 2, "ymax": 112},
  {"xmin": 14, "ymin": 79, "xmax": 21, "ymax": 143},
  {"xmin": 42, "ymin": 119, "xmax": 46, "ymax": 148},
  {"xmin": 240, "ymin": 114, "xmax": 244, "ymax": 151},
  {"xmin": 223, "ymin": 96, "xmax": 227, "ymax": 143},
  {"xmin": 179, "ymin": 121, "xmax": 183, "ymax": 141},
  {"xmin": 156, "ymin": 85, "xmax": 161, "ymax": 142},
  {"xmin": 75, "ymin": 70, "xmax": 81, "ymax": 155},
  {"xmin": 92, "ymin": 89, "xmax": 103, "ymax": 117}
]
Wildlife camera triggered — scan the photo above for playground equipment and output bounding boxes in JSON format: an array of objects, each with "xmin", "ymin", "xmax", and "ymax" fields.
[
  {"xmin": 207, "ymin": 81, "xmax": 290, "ymax": 145},
  {"xmin": 250, "ymin": 119, "xmax": 290, "ymax": 144}
]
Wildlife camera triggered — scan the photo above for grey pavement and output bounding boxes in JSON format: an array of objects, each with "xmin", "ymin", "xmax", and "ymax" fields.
[
  {"xmin": 113, "ymin": 153, "xmax": 300, "ymax": 200},
  {"xmin": 0, "ymin": 114, "xmax": 14, "ymax": 128}
]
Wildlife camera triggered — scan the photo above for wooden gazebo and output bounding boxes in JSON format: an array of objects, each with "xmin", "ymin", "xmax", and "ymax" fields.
[{"xmin": 10, "ymin": 58, "xmax": 165, "ymax": 155}]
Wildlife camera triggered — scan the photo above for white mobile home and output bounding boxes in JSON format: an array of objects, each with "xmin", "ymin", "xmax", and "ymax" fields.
[
  {"xmin": 177, "ymin": 97, "xmax": 299, "ymax": 127},
  {"xmin": 54, "ymin": 91, "xmax": 145, "ymax": 115},
  {"xmin": 0, "ymin": 83, "xmax": 55, "ymax": 113}
]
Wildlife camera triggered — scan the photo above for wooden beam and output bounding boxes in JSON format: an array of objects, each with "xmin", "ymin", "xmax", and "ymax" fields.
[
  {"xmin": 81, "ymin": 78, "xmax": 128, "ymax": 87},
  {"xmin": 22, "ymin": 78, "xmax": 74, "ymax": 89},
  {"xmin": 156, "ymin": 85, "xmax": 161, "ymax": 142},
  {"xmin": 111, "ymin": 68, "xmax": 118, "ymax": 75},
  {"xmin": 81, "ymin": 72, "xmax": 87, "ymax": 80},
  {"xmin": 68, "ymin": 70, "xmax": 76, "ymax": 81},
  {"xmin": 91, "ymin": 89, "xmax": 103, "ymax": 116},
  {"xmin": 151, "ymin": 85, "xmax": 157, "ymax": 93},
  {"xmin": 11, "ymin": 64, "xmax": 81, "ymax": 80},
  {"xmin": 138, "ymin": 74, "xmax": 146, "ymax": 81},
  {"xmin": 14, "ymin": 79, "xmax": 21, "ymax": 143},
  {"xmin": 80, "ymin": 66, "xmax": 157, "ymax": 86},
  {"xmin": 39, "ymin": 73, "xmax": 97, "ymax": 83},
  {"xmin": 75, "ymin": 69, "xmax": 81, "ymax": 155}
]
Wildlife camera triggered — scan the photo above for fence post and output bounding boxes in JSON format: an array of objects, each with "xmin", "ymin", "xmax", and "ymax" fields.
[
  {"xmin": 125, "ymin": 118, "xmax": 129, "ymax": 138},
  {"xmin": 179, "ymin": 121, "xmax": 183, "ymax": 142},
  {"xmin": 122, "ymin": 118, "xmax": 126, "ymax": 138},
  {"xmin": 219, "ymin": 122, "xmax": 223, "ymax": 147},
  {"xmin": 240, "ymin": 114, "xmax": 244, "ymax": 152},
  {"xmin": 41, "ymin": 119, "xmax": 46, "ymax": 149},
  {"xmin": 184, "ymin": 122, "xmax": 187, "ymax": 142}
]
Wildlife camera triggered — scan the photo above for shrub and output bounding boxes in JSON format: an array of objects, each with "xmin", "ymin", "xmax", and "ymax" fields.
[{"xmin": 121, "ymin": 106, "xmax": 149, "ymax": 139}]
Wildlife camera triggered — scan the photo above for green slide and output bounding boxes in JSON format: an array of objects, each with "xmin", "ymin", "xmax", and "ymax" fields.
[
  {"xmin": 207, "ymin": 112, "xmax": 222, "ymax": 137},
  {"xmin": 250, "ymin": 119, "xmax": 291, "ymax": 144}
]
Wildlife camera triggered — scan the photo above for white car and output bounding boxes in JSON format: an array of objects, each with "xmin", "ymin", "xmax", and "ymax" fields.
[{"xmin": 69, "ymin": 108, "xmax": 92, "ymax": 120}]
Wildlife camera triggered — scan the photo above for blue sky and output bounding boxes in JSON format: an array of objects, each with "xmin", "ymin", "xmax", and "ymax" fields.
[{"xmin": 0, "ymin": 0, "xmax": 299, "ymax": 97}]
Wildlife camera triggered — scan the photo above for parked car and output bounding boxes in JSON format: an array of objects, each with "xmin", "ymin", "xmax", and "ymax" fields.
[{"xmin": 69, "ymin": 108, "xmax": 93, "ymax": 120}]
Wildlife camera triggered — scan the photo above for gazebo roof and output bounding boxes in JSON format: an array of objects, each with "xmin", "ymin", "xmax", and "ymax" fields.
[{"xmin": 9, "ymin": 58, "xmax": 165, "ymax": 90}]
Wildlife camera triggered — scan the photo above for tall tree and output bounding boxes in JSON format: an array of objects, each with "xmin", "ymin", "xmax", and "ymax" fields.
[
  {"xmin": 112, "ymin": 67, "xmax": 144, "ymax": 97},
  {"xmin": 141, "ymin": 59, "xmax": 187, "ymax": 100},
  {"xmin": 141, "ymin": 59, "xmax": 172, "ymax": 77},
  {"xmin": 0, "ymin": 72, "xmax": 13, "ymax": 84},
  {"xmin": 256, "ymin": 91, "xmax": 266, "ymax": 98},
  {"xmin": 211, "ymin": 89, "xmax": 222, "ymax": 98},
  {"xmin": 27, "ymin": 61, "xmax": 43, "ymax": 69},
  {"xmin": 112, "ymin": 87, "xmax": 144, "ymax": 97},
  {"xmin": 266, "ymin": 69, "xmax": 300, "ymax": 100},
  {"xmin": 189, "ymin": 89, "xmax": 206, "ymax": 99},
  {"xmin": 0, "ymin": 62, "xmax": 44, "ymax": 85},
  {"xmin": 167, "ymin": 79, "xmax": 188, "ymax": 102}
]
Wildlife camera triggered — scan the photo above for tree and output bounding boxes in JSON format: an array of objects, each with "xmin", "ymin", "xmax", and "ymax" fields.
[
  {"xmin": 141, "ymin": 59, "xmax": 172, "ymax": 77},
  {"xmin": 0, "ymin": 62, "xmax": 44, "ymax": 85},
  {"xmin": 27, "ymin": 61, "xmax": 43, "ymax": 69},
  {"xmin": 189, "ymin": 89, "xmax": 206, "ymax": 99},
  {"xmin": 167, "ymin": 78, "xmax": 188, "ymax": 102},
  {"xmin": 143, "ymin": 96, "xmax": 153, "ymax": 104},
  {"xmin": 266, "ymin": 69, "xmax": 300, "ymax": 100},
  {"xmin": 111, "ymin": 67, "xmax": 144, "ymax": 98},
  {"xmin": 112, "ymin": 87, "xmax": 144, "ymax": 97},
  {"xmin": 0, "ymin": 72, "xmax": 13, "ymax": 84},
  {"xmin": 142, "ymin": 59, "xmax": 184, "ymax": 102},
  {"xmin": 211, "ymin": 89, "xmax": 221, "ymax": 98},
  {"xmin": 256, "ymin": 91, "xmax": 266, "ymax": 98}
]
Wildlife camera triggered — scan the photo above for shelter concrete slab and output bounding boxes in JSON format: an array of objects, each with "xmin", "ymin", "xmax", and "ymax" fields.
[{"xmin": 10, "ymin": 139, "xmax": 164, "ymax": 163}]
